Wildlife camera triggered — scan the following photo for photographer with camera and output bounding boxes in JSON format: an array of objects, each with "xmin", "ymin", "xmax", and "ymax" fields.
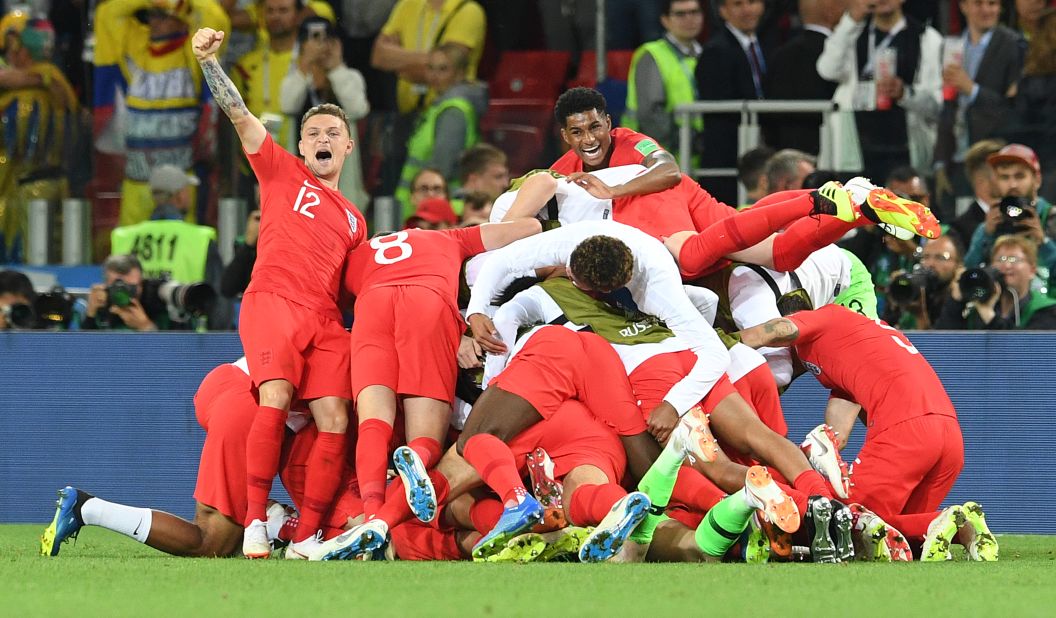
[
  {"xmin": 0, "ymin": 269, "xmax": 36, "ymax": 330},
  {"xmin": 964, "ymin": 144, "xmax": 1054, "ymax": 282},
  {"xmin": 884, "ymin": 235, "xmax": 964, "ymax": 329},
  {"xmin": 936, "ymin": 235, "xmax": 1056, "ymax": 329}
]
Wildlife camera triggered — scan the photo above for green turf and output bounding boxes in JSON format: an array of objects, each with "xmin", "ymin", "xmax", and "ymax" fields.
[{"xmin": 3, "ymin": 525, "xmax": 1054, "ymax": 617}]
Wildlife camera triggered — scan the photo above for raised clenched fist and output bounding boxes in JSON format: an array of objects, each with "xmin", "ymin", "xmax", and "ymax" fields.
[{"xmin": 192, "ymin": 28, "xmax": 225, "ymax": 61}]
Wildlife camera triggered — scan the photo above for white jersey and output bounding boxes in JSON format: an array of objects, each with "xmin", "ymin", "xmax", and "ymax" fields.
[
  {"xmin": 727, "ymin": 244, "xmax": 851, "ymax": 387},
  {"xmin": 489, "ymin": 165, "xmax": 646, "ymax": 225},
  {"xmin": 467, "ymin": 220, "xmax": 730, "ymax": 414}
]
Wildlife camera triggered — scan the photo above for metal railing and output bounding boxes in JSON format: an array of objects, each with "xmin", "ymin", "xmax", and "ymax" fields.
[{"xmin": 674, "ymin": 100, "xmax": 840, "ymax": 203}]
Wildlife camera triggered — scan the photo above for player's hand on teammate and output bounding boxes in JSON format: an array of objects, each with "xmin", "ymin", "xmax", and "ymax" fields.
[
  {"xmin": 647, "ymin": 402, "xmax": 679, "ymax": 445},
  {"xmin": 468, "ymin": 313, "xmax": 506, "ymax": 354},
  {"xmin": 567, "ymin": 172, "xmax": 617, "ymax": 200},
  {"xmin": 110, "ymin": 298, "xmax": 158, "ymax": 332},
  {"xmin": 457, "ymin": 335, "xmax": 484, "ymax": 369},
  {"xmin": 192, "ymin": 28, "xmax": 225, "ymax": 61}
]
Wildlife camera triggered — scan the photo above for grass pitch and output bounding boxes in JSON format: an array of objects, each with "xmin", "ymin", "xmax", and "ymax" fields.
[{"xmin": 2, "ymin": 525, "xmax": 1054, "ymax": 617}]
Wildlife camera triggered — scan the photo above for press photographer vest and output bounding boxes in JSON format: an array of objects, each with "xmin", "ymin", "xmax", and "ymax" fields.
[
  {"xmin": 537, "ymin": 277, "xmax": 673, "ymax": 345},
  {"xmin": 111, "ymin": 220, "xmax": 216, "ymax": 282}
]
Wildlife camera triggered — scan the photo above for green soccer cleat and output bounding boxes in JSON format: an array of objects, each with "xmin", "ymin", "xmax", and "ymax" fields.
[
  {"xmin": 961, "ymin": 501, "xmax": 998, "ymax": 562},
  {"xmin": 811, "ymin": 181, "xmax": 857, "ymax": 222},
  {"xmin": 921, "ymin": 505, "xmax": 966, "ymax": 562},
  {"xmin": 537, "ymin": 526, "xmax": 591, "ymax": 562},
  {"xmin": 743, "ymin": 513, "xmax": 771, "ymax": 564},
  {"xmin": 484, "ymin": 533, "xmax": 548, "ymax": 563}
]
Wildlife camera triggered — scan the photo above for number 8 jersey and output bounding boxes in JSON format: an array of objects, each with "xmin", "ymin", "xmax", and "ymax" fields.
[
  {"xmin": 343, "ymin": 227, "xmax": 486, "ymax": 304},
  {"xmin": 245, "ymin": 134, "xmax": 367, "ymax": 321}
]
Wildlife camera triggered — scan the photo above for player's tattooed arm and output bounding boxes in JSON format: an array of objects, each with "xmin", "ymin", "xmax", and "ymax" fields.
[
  {"xmin": 192, "ymin": 28, "xmax": 266, "ymax": 152},
  {"xmin": 737, "ymin": 317, "xmax": 800, "ymax": 349}
]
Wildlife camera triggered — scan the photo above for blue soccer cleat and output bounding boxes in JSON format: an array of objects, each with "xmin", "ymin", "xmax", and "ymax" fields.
[
  {"xmin": 40, "ymin": 486, "xmax": 85, "ymax": 557},
  {"xmin": 471, "ymin": 495, "xmax": 544, "ymax": 561},
  {"xmin": 313, "ymin": 519, "xmax": 389, "ymax": 561},
  {"xmin": 392, "ymin": 446, "xmax": 437, "ymax": 523},
  {"xmin": 578, "ymin": 491, "xmax": 652, "ymax": 563}
]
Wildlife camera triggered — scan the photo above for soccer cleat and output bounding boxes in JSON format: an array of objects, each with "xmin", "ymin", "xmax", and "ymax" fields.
[
  {"xmin": 811, "ymin": 181, "xmax": 857, "ymax": 222},
  {"xmin": 807, "ymin": 496, "xmax": 838, "ymax": 563},
  {"xmin": 961, "ymin": 501, "xmax": 998, "ymax": 562},
  {"xmin": 266, "ymin": 502, "xmax": 296, "ymax": 551},
  {"xmin": 743, "ymin": 512, "xmax": 771, "ymax": 564},
  {"xmin": 860, "ymin": 187, "xmax": 941, "ymax": 239},
  {"xmin": 471, "ymin": 495, "xmax": 544, "ymax": 561},
  {"xmin": 284, "ymin": 531, "xmax": 324, "ymax": 560},
  {"xmin": 578, "ymin": 492, "xmax": 652, "ymax": 563},
  {"xmin": 536, "ymin": 526, "xmax": 591, "ymax": 562},
  {"xmin": 40, "ymin": 486, "xmax": 85, "ymax": 557},
  {"xmin": 392, "ymin": 446, "xmax": 437, "ymax": 523},
  {"xmin": 743, "ymin": 465, "xmax": 800, "ymax": 534},
  {"xmin": 675, "ymin": 405, "xmax": 720, "ymax": 465},
  {"xmin": 242, "ymin": 519, "xmax": 271, "ymax": 559},
  {"xmin": 828, "ymin": 499, "xmax": 854, "ymax": 562},
  {"xmin": 849, "ymin": 504, "xmax": 912, "ymax": 562},
  {"xmin": 485, "ymin": 533, "xmax": 548, "ymax": 563},
  {"xmin": 313, "ymin": 519, "xmax": 389, "ymax": 561},
  {"xmin": 527, "ymin": 447, "xmax": 564, "ymax": 509},
  {"xmin": 801, "ymin": 424, "xmax": 851, "ymax": 500},
  {"xmin": 531, "ymin": 507, "xmax": 568, "ymax": 534},
  {"xmin": 921, "ymin": 505, "xmax": 966, "ymax": 562}
]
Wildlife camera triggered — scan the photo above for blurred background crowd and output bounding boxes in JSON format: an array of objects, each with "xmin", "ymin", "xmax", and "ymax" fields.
[{"xmin": 0, "ymin": 0, "xmax": 1054, "ymax": 333}]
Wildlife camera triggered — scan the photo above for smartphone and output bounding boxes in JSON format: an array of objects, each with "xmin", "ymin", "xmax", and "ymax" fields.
[{"xmin": 307, "ymin": 22, "xmax": 327, "ymax": 41}]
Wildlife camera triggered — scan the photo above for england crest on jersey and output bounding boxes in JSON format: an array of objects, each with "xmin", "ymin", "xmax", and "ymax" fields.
[{"xmin": 346, "ymin": 209, "xmax": 359, "ymax": 239}]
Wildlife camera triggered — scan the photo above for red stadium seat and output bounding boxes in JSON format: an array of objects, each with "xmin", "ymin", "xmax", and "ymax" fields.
[
  {"xmin": 566, "ymin": 50, "xmax": 636, "ymax": 88},
  {"xmin": 484, "ymin": 124, "xmax": 547, "ymax": 176},
  {"xmin": 481, "ymin": 98, "xmax": 555, "ymax": 133},
  {"xmin": 489, "ymin": 51, "xmax": 571, "ymax": 99},
  {"xmin": 606, "ymin": 50, "xmax": 634, "ymax": 81}
]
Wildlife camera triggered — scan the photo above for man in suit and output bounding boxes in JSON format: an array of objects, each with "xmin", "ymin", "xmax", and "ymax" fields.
[
  {"xmin": 695, "ymin": 0, "xmax": 767, "ymax": 205},
  {"xmin": 934, "ymin": 0, "xmax": 1024, "ymax": 212},
  {"xmin": 763, "ymin": 0, "xmax": 844, "ymax": 154},
  {"xmin": 946, "ymin": 138, "xmax": 1004, "ymax": 249}
]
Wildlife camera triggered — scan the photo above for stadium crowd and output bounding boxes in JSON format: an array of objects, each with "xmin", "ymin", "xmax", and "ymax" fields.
[{"xmin": 0, "ymin": 0, "xmax": 1044, "ymax": 564}]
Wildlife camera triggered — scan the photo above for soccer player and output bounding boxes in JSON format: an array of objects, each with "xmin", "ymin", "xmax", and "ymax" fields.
[
  {"xmin": 39, "ymin": 359, "xmax": 354, "ymax": 559},
  {"xmin": 737, "ymin": 305, "xmax": 997, "ymax": 561},
  {"xmin": 193, "ymin": 28, "xmax": 368, "ymax": 559},
  {"xmin": 342, "ymin": 220, "xmax": 540, "ymax": 521}
]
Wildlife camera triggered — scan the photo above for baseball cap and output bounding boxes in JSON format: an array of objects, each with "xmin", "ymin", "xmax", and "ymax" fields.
[
  {"xmin": 149, "ymin": 164, "xmax": 200, "ymax": 193},
  {"xmin": 987, "ymin": 144, "xmax": 1041, "ymax": 175},
  {"xmin": 407, "ymin": 197, "xmax": 457, "ymax": 227}
]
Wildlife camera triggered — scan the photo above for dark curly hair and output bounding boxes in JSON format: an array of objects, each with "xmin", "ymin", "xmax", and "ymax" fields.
[
  {"xmin": 554, "ymin": 87, "xmax": 608, "ymax": 126},
  {"xmin": 568, "ymin": 236, "xmax": 633, "ymax": 292}
]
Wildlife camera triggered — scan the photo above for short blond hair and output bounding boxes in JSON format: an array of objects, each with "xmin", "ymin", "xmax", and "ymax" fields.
[
  {"xmin": 300, "ymin": 103, "xmax": 352, "ymax": 136},
  {"xmin": 992, "ymin": 234, "xmax": 1039, "ymax": 267}
]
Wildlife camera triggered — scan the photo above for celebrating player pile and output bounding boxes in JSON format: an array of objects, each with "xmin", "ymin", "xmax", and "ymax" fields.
[{"xmin": 42, "ymin": 80, "xmax": 994, "ymax": 564}]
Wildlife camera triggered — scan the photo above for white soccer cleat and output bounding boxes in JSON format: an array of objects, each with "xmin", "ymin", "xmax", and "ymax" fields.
[
  {"xmin": 674, "ymin": 405, "xmax": 720, "ymax": 465},
  {"xmin": 242, "ymin": 519, "xmax": 271, "ymax": 559},
  {"xmin": 801, "ymin": 424, "xmax": 851, "ymax": 499},
  {"xmin": 743, "ymin": 465, "xmax": 800, "ymax": 534},
  {"xmin": 284, "ymin": 531, "xmax": 323, "ymax": 560},
  {"xmin": 310, "ymin": 519, "xmax": 390, "ymax": 561}
]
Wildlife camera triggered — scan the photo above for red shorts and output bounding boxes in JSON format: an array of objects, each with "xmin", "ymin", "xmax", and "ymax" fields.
[
  {"xmin": 489, "ymin": 327, "xmax": 646, "ymax": 436},
  {"xmin": 279, "ymin": 424, "xmax": 364, "ymax": 537},
  {"xmin": 349, "ymin": 286, "xmax": 463, "ymax": 402},
  {"xmin": 507, "ymin": 400, "xmax": 627, "ymax": 484},
  {"xmin": 239, "ymin": 291, "xmax": 352, "ymax": 400},
  {"xmin": 193, "ymin": 364, "xmax": 257, "ymax": 523},
  {"xmin": 847, "ymin": 415, "xmax": 964, "ymax": 520},
  {"xmin": 629, "ymin": 350, "xmax": 737, "ymax": 416},
  {"xmin": 389, "ymin": 522, "xmax": 466, "ymax": 560}
]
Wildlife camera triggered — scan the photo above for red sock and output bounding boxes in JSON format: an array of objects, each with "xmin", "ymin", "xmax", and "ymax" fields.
[
  {"xmin": 356, "ymin": 419, "xmax": 393, "ymax": 517},
  {"xmin": 373, "ymin": 469, "xmax": 451, "ymax": 529},
  {"xmin": 469, "ymin": 498, "xmax": 504, "ymax": 534},
  {"xmin": 771, "ymin": 216, "xmax": 858, "ymax": 271},
  {"xmin": 567, "ymin": 483, "xmax": 627, "ymax": 527},
  {"xmin": 409, "ymin": 436, "xmax": 443, "ymax": 469},
  {"xmin": 462, "ymin": 434, "xmax": 527, "ymax": 506},
  {"xmin": 776, "ymin": 480, "xmax": 810, "ymax": 517},
  {"xmin": 679, "ymin": 192, "xmax": 818, "ymax": 277},
  {"xmin": 294, "ymin": 431, "xmax": 347, "ymax": 542},
  {"xmin": 793, "ymin": 470, "xmax": 835, "ymax": 499},
  {"xmin": 670, "ymin": 466, "xmax": 726, "ymax": 513},
  {"xmin": 884, "ymin": 512, "xmax": 940, "ymax": 544},
  {"xmin": 244, "ymin": 405, "xmax": 287, "ymax": 526}
]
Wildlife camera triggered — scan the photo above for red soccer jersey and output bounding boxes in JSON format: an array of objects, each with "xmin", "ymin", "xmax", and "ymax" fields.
[
  {"xmin": 343, "ymin": 226, "xmax": 485, "ymax": 302},
  {"xmin": 787, "ymin": 305, "xmax": 957, "ymax": 438},
  {"xmin": 244, "ymin": 135, "xmax": 367, "ymax": 322},
  {"xmin": 550, "ymin": 127, "xmax": 659, "ymax": 174}
]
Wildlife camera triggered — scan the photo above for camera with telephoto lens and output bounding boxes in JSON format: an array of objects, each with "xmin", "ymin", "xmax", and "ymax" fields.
[
  {"xmin": 35, "ymin": 288, "xmax": 74, "ymax": 329},
  {"xmin": 1, "ymin": 302, "xmax": 35, "ymax": 329},
  {"xmin": 889, "ymin": 267, "xmax": 942, "ymax": 305},
  {"xmin": 106, "ymin": 279, "xmax": 138, "ymax": 309},
  {"xmin": 150, "ymin": 279, "xmax": 218, "ymax": 317},
  {"xmin": 959, "ymin": 266, "xmax": 1005, "ymax": 302},
  {"xmin": 995, "ymin": 196, "xmax": 1037, "ymax": 238}
]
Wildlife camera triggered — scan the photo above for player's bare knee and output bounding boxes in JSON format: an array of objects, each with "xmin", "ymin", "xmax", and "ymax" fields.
[
  {"xmin": 310, "ymin": 398, "xmax": 350, "ymax": 433},
  {"xmin": 258, "ymin": 380, "xmax": 295, "ymax": 409}
]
